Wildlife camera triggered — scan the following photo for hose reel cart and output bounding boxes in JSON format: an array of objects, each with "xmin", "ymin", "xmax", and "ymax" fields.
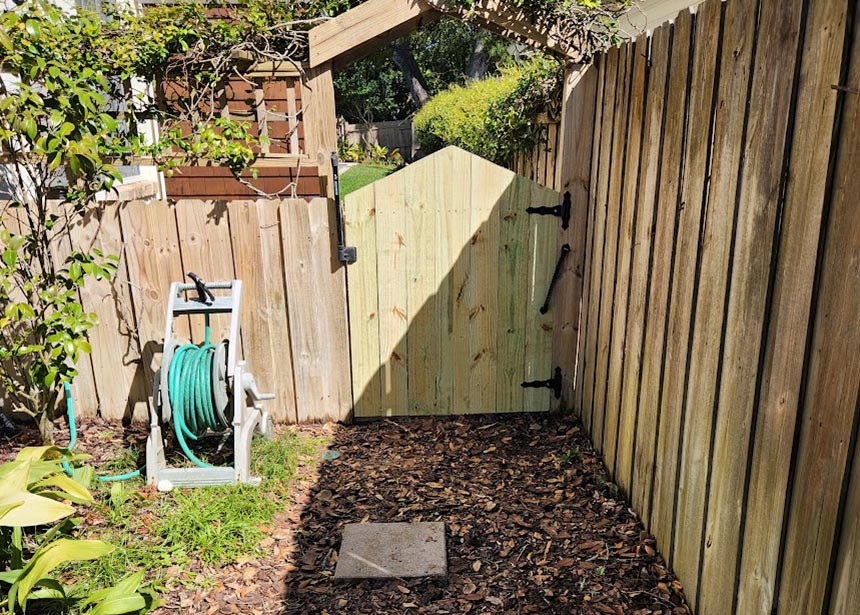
[{"xmin": 146, "ymin": 275, "xmax": 275, "ymax": 489}]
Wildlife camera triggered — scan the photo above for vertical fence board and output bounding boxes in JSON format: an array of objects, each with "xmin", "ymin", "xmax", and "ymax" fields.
[
  {"xmin": 604, "ymin": 43, "xmax": 642, "ymax": 476},
  {"xmin": 829, "ymin": 431, "xmax": 860, "ymax": 615},
  {"xmin": 777, "ymin": 14, "xmax": 860, "ymax": 612},
  {"xmin": 698, "ymin": 1, "xmax": 804, "ymax": 610},
  {"xmin": 736, "ymin": 1, "xmax": 848, "ymax": 612},
  {"xmin": 174, "ymin": 200, "xmax": 237, "ymax": 344},
  {"xmin": 522, "ymin": 181, "xmax": 558, "ymax": 411},
  {"xmin": 595, "ymin": 44, "xmax": 632, "ymax": 465},
  {"xmin": 447, "ymin": 148, "xmax": 473, "ymax": 413},
  {"xmin": 668, "ymin": 0, "xmax": 758, "ymax": 602},
  {"xmin": 468, "ymin": 155, "xmax": 502, "ymax": 413},
  {"xmin": 120, "ymin": 200, "xmax": 189, "ymax": 403},
  {"xmin": 435, "ymin": 150, "xmax": 455, "ymax": 415},
  {"xmin": 583, "ymin": 49, "xmax": 619, "ymax": 437},
  {"xmin": 552, "ymin": 65, "xmax": 598, "ymax": 412},
  {"xmin": 70, "ymin": 207, "xmax": 148, "ymax": 422},
  {"xmin": 627, "ymin": 28, "xmax": 670, "ymax": 517},
  {"xmin": 374, "ymin": 174, "xmax": 409, "ymax": 416},
  {"xmin": 405, "ymin": 154, "xmax": 440, "ymax": 415},
  {"xmin": 280, "ymin": 198, "xmax": 351, "ymax": 422},
  {"xmin": 575, "ymin": 57, "xmax": 607, "ymax": 420},
  {"xmin": 664, "ymin": 0, "xmax": 722, "ymax": 588},
  {"xmin": 344, "ymin": 187, "xmax": 381, "ymax": 419},
  {"xmin": 641, "ymin": 12, "xmax": 692, "ymax": 547},
  {"xmin": 228, "ymin": 200, "xmax": 298, "ymax": 423}
]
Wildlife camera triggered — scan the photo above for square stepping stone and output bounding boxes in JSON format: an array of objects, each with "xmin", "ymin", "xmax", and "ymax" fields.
[{"xmin": 334, "ymin": 522, "xmax": 447, "ymax": 579}]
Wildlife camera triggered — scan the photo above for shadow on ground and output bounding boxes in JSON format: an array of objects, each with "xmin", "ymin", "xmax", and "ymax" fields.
[{"xmin": 279, "ymin": 414, "xmax": 689, "ymax": 615}]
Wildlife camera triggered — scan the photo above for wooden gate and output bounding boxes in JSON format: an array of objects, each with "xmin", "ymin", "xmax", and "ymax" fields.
[{"xmin": 344, "ymin": 146, "xmax": 561, "ymax": 418}]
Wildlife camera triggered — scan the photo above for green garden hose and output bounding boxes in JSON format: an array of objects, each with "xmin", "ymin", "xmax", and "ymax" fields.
[
  {"xmin": 166, "ymin": 316, "xmax": 230, "ymax": 468},
  {"xmin": 64, "ymin": 314, "xmax": 229, "ymax": 479},
  {"xmin": 64, "ymin": 381, "xmax": 142, "ymax": 482}
]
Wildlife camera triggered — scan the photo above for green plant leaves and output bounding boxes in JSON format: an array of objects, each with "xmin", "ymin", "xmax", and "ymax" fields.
[
  {"xmin": 0, "ymin": 461, "xmax": 75, "ymax": 528},
  {"xmin": 82, "ymin": 571, "xmax": 155, "ymax": 615},
  {"xmin": 14, "ymin": 538, "xmax": 114, "ymax": 607}
]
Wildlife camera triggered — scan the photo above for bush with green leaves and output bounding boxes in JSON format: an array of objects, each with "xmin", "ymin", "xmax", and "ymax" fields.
[
  {"xmin": 414, "ymin": 56, "xmax": 562, "ymax": 164},
  {"xmin": 0, "ymin": 446, "xmax": 157, "ymax": 614}
]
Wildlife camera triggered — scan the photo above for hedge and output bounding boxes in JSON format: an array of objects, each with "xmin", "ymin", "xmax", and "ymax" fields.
[{"xmin": 413, "ymin": 56, "xmax": 562, "ymax": 165}]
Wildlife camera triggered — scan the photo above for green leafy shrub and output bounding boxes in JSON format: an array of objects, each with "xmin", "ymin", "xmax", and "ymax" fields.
[
  {"xmin": 414, "ymin": 56, "xmax": 562, "ymax": 165},
  {"xmin": 338, "ymin": 140, "xmax": 366, "ymax": 163},
  {"xmin": 0, "ymin": 447, "xmax": 157, "ymax": 614}
]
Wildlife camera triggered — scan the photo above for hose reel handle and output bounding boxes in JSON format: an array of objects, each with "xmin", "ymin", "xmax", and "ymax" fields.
[{"xmin": 187, "ymin": 271, "xmax": 216, "ymax": 305}]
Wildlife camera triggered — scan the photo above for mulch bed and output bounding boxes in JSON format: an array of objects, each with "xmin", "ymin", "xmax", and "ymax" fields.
[{"xmin": 2, "ymin": 414, "xmax": 690, "ymax": 615}]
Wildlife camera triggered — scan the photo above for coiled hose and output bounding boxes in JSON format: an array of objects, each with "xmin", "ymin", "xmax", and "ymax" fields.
[
  {"xmin": 64, "ymin": 315, "xmax": 228, "ymax": 479},
  {"xmin": 166, "ymin": 316, "xmax": 230, "ymax": 468}
]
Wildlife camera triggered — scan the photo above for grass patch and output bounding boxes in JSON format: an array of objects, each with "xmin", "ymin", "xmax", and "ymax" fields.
[
  {"xmin": 339, "ymin": 163, "xmax": 396, "ymax": 196},
  {"xmin": 66, "ymin": 430, "xmax": 327, "ymax": 594}
]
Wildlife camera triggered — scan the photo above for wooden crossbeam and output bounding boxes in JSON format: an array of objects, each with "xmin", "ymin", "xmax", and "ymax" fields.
[
  {"xmin": 308, "ymin": 0, "xmax": 442, "ymax": 69},
  {"xmin": 307, "ymin": 0, "xmax": 580, "ymax": 69}
]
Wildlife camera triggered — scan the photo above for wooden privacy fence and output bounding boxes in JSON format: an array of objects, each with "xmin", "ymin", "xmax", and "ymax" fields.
[
  {"xmin": 569, "ymin": 0, "xmax": 860, "ymax": 613},
  {"xmin": 1, "ymin": 198, "xmax": 351, "ymax": 424},
  {"xmin": 337, "ymin": 118, "xmax": 416, "ymax": 161},
  {"xmin": 512, "ymin": 117, "xmax": 562, "ymax": 192},
  {"xmin": 343, "ymin": 146, "xmax": 560, "ymax": 418}
]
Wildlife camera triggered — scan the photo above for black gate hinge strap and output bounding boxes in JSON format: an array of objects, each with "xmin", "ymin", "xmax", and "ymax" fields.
[
  {"xmin": 521, "ymin": 367, "xmax": 563, "ymax": 399},
  {"xmin": 526, "ymin": 191, "xmax": 571, "ymax": 230},
  {"xmin": 540, "ymin": 243, "xmax": 571, "ymax": 314}
]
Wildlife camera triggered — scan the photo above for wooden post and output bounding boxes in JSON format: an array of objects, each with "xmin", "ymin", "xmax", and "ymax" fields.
[
  {"xmin": 550, "ymin": 63, "xmax": 598, "ymax": 413},
  {"xmin": 297, "ymin": 63, "xmax": 354, "ymax": 422},
  {"xmin": 301, "ymin": 62, "xmax": 338, "ymax": 198}
]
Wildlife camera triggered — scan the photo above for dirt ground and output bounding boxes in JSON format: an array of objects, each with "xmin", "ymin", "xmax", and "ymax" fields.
[{"xmin": 3, "ymin": 414, "xmax": 690, "ymax": 615}]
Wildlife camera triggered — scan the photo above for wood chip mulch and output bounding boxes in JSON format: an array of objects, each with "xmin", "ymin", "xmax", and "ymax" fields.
[
  {"xmin": 2, "ymin": 414, "xmax": 690, "ymax": 615},
  {"xmin": 279, "ymin": 414, "xmax": 689, "ymax": 615}
]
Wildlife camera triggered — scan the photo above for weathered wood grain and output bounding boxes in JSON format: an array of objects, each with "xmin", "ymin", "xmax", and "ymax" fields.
[
  {"xmin": 623, "ymin": 29, "xmax": 669, "ymax": 511},
  {"xmin": 227, "ymin": 199, "xmax": 298, "ymax": 423},
  {"xmin": 551, "ymin": 65, "xmax": 597, "ymax": 413},
  {"xmin": 735, "ymin": 1, "xmax": 848, "ymax": 612},
  {"xmin": 602, "ymin": 43, "xmax": 638, "ymax": 474},
  {"xmin": 660, "ymin": 0, "xmax": 720, "ymax": 589},
  {"xmin": 120, "ymin": 200, "xmax": 189, "ymax": 404},
  {"xmin": 639, "ymin": 11, "xmax": 692, "ymax": 544},
  {"xmin": 594, "ymin": 44, "xmax": 631, "ymax": 464},
  {"xmin": 280, "ymin": 198, "xmax": 351, "ymax": 422},
  {"xmin": 575, "ymin": 56, "xmax": 607, "ymax": 421},
  {"xmin": 698, "ymin": 0, "xmax": 804, "ymax": 610},
  {"xmin": 609, "ymin": 36, "xmax": 648, "ymax": 494},
  {"xmin": 776, "ymin": 9, "xmax": 860, "ymax": 613},
  {"xmin": 582, "ymin": 48, "xmax": 619, "ymax": 438},
  {"xmin": 69, "ymin": 206, "xmax": 149, "ymax": 422}
]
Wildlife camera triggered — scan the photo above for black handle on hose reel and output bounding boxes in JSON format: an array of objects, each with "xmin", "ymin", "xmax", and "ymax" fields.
[{"xmin": 187, "ymin": 271, "xmax": 215, "ymax": 305}]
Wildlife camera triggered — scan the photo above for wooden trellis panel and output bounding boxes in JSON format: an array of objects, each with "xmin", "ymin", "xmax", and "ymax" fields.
[{"xmin": 344, "ymin": 146, "xmax": 559, "ymax": 418}]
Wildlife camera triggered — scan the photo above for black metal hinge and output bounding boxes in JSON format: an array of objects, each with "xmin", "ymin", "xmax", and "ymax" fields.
[
  {"xmin": 521, "ymin": 367, "xmax": 563, "ymax": 399},
  {"xmin": 526, "ymin": 191, "xmax": 571, "ymax": 230}
]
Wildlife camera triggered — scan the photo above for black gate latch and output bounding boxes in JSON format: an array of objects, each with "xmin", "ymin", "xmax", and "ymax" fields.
[
  {"xmin": 526, "ymin": 191, "xmax": 571, "ymax": 230},
  {"xmin": 331, "ymin": 153, "xmax": 357, "ymax": 264},
  {"xmin": 521, "ymin": 367, "xmax": 563, "ymax": 399}
]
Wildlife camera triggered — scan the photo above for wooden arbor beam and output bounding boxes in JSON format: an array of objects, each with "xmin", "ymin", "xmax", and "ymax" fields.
[
  {"xmin": 308, "ymin": 0, "xmax": 443, "ymax": 70},
  {"xmin": 307, "ymin": 0, "xmax": 582, "ymax": 70},
  {"xmin": 427, "ymin": 0, "xmax": 580, "ymax": 60}
]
